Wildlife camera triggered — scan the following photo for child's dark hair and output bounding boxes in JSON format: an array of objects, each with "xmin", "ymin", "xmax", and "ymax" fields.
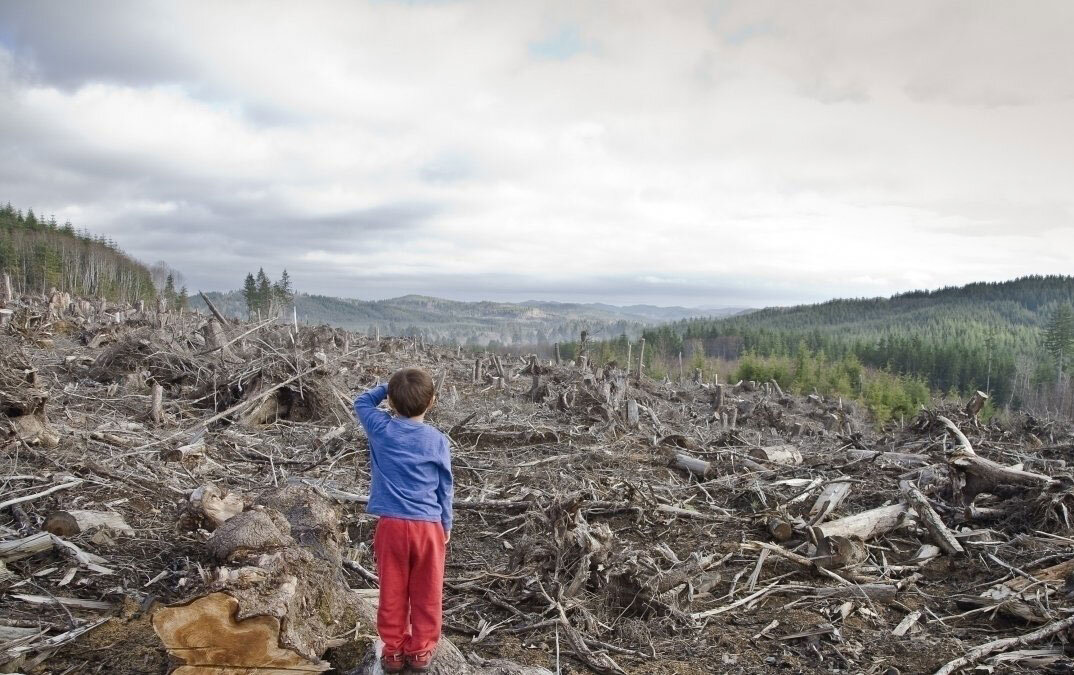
[{"xmin": 388, "ymin": 368, "xmax": 436, "ymax": 417}]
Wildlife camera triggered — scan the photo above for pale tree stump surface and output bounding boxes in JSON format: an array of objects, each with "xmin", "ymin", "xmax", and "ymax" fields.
[{"xmin": 153, "ymin": 593, "xmax": 330, "ymax": 674}]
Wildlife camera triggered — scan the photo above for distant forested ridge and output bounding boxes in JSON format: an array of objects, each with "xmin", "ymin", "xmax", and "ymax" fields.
[
  {"xmin": 192, "ymin": 290, "xmax": 741, "ymax": 348},
  {"xmin": 0, "ymin": 203, "xmax": 156, "ymax": 302},
  {"xmin": 640, "ymin": 276, "xmax": 1074, "ymax": 410}
]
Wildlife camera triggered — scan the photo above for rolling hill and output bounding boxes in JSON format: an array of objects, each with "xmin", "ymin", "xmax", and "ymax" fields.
[
  {"xmin": 641, "ymin": 275, "xmax": 1074, "ymax": 407},
  {"xmin": 192, "ymin": 291, "xmax": 749, "ymax": 347}
]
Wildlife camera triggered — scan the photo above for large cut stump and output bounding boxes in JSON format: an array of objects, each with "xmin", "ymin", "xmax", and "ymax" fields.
[
  {"xmin": 153, "ymin": 484, "xmax": 368, "ymax": 672},
  {"xmin": 155, "ymin": 593, "xmax": 331, "ymax": 673},
  {"xmin": 154, "ymin": 484, "xmax": 550, "ymax": 675}
]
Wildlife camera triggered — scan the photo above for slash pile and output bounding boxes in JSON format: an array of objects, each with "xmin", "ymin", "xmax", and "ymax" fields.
[{"xmin": 2, "ymin": 291, "xmax": 1074, "ymax": 674}]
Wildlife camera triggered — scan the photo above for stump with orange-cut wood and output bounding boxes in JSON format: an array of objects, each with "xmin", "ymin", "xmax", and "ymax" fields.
[{"xmin": 152, "ymin": 483, "xmax": 549, "ymax": 675}]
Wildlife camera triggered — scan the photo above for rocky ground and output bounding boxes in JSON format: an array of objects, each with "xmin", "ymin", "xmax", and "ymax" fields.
[{"xmin": 2, "ymin": 293, "xmax": 1074, "ymax": 674}]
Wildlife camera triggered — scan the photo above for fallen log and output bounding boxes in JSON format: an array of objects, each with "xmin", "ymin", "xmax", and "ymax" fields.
[
  {"xmin": 749, "ymin": 444, "xmax": 802, "ymax": 465},
  {"xmin": 669, "ymin": 452, "xmax": 712, "ymax": 478},
  {"xmin": 845, "ymin": 450, "xmax": 930, "ymax": 468},
  {"xmin": 900, "ymin": 481, "xmax": 963, "ymax": 555},
  {"xmin": 812, "ymin": 503, "xmax": 913, "ymax": 545},
  {"xmin": 960, "ymin": 556, "xmax": 1074, "ymax": 624},
  {"xmin": 949, "ymin": 451, "xmax": 1054, "ymax": 503},
  {"xmin": 809, "ymin": 583, "xmax": 897, "ymax": 601},
  {"xmin": 44, "ymin": 510, "xmax": 134, "ymax": 537}
]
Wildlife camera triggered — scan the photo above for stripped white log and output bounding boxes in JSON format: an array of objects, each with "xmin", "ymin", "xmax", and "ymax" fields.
[
  {"xmin": 750, "ymin": 444, "xmax": 802, "ymax": 465},
  {"xmin": 812, "ymin": 503, "xmax": 913, "ymax": 542},
  {"xmin": 45, "ymin": 510, "xmax": 134, "ymax": 536}
]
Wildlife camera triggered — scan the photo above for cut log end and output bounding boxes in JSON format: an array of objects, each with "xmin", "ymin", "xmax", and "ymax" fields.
[{"xmin": 153, "ymin": 592, "xmax": 330, "ymax": 674}]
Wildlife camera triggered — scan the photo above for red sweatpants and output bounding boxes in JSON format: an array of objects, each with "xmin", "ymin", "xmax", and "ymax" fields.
[{"xmin": 373, "ymin": 517, "xmax": 446, "ymax": 655}]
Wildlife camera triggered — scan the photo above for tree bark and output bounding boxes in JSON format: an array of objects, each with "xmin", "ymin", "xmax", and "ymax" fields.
[{"xmin": 2, "ymin": 272, "xmax": 12, "ymax": 302}]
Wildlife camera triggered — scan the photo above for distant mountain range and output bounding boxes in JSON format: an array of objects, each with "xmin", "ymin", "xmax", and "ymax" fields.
[{"xmin": 191, "ymin": 291, "xmax": 751, "ymax": 346}]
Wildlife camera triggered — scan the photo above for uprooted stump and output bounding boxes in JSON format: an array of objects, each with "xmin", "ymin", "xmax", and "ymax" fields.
[
  {"xmin": 0, "ymin": 340, "xmax": 59, "ymax": 447},
  {"xmin": 154, "ymin": 484, "xmax": 548, "ymax": 675}
]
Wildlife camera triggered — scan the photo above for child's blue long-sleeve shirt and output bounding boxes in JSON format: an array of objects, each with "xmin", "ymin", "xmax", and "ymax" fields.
[{"xmin": 353, "ymin": 384, "xmax": 454, "ymax": 532}]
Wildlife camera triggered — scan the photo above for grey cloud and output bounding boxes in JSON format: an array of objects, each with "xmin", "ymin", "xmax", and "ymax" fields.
[{"xmin": 0, "ymin": 2, "xmax": 196, "ymax": 88}]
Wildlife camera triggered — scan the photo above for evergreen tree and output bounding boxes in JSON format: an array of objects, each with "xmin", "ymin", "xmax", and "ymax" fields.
[
  {"xmin": 242, "ymin": 273, "xmax": 258, "ymax": 318},
  {"xmin": 255, "ymin": 268, "xmax": 273, "ymax": 316},
  {"xmin": 1044, "ymin": 304, "xmax": 1074, "ymax": 385},
  {"xmin": 177, "ymin": 286, "xmax": 190, "ymax": 310},
  {"xmin": 163, "ymin": 273, "xmax": 177, "ymax": 307},
  {"xmin": 273, "ymin": 268, "xmax": 294, "ymax": 308}
]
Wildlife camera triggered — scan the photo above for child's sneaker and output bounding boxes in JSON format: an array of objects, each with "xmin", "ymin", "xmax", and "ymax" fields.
[
  {"xmin": 381, "ymin": 651, "xmax": 406, "ymax": 673},
  {"xmin": 407, "ymin": 648, "xmax": 435, "ymax": 671}
]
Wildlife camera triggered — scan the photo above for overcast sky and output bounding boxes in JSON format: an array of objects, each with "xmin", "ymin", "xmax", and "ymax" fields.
[{"xmin": 1, "ymin": 1, "xmax": 1072, "ymax": 307}]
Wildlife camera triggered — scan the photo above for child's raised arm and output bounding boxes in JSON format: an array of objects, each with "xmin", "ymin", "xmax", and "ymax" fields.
[{"xmin": 353, "ymin": 383, "xmax": 391, "ymax": 434}]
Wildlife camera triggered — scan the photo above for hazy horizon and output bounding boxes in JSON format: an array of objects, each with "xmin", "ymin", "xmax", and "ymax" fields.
[{"xmin": 2, "ymin": 1, "xmax": 1072, "ymax": 306}]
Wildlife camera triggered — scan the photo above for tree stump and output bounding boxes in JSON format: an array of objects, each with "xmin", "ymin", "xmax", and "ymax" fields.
[
  {"xmin": 154, "ymin": 484, "xmax": 548, "ymax": 675},
  {"xmin": 965, "ymin": 390, "xmax": 989, "ymax": 419}
]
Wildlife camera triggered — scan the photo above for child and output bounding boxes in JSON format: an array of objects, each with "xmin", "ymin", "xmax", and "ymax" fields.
[{"xmin": 353, "ymin": 368, "xmax": 453, "ymax": 673}]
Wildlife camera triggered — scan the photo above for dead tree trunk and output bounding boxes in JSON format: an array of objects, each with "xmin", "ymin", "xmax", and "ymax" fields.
[
  {"xmin": 154, "ymin": 484, "xmax": 540, "ymax": 675},
  {"xmin": 201, "ymin": 319, "xmax": 241, "ymax": 364},
  {"xmin": 811, "ymin": 503, "xmax": 914, "ymax": 567},
  {"xmin": 198, "ymin": 291, "xmax": 231, "ymax": 326},
  {"xmin": 712, "ymin": 384, "xmax": 724, "ymax": 414},
  {"xmin": 150, "ymin": 383, "xmax": 165, "ymax": 427},
  {"xmin": 635, "ymin": 338, "xmax": 645, "ymax": 384},
  {"xmin": 965, "ymin": 390, "xmax": 989, "ymax": 419},
  {"xmin": 949, "ymin": 452, "xmax": 1054, "ymax": 504},
  {"xmin": 2, "ymin": 272, "xmax": 12, "ymax": 303},
  {"xmin": 625, "ymin": 399, "xmax": 639, "ymax": 429}
]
